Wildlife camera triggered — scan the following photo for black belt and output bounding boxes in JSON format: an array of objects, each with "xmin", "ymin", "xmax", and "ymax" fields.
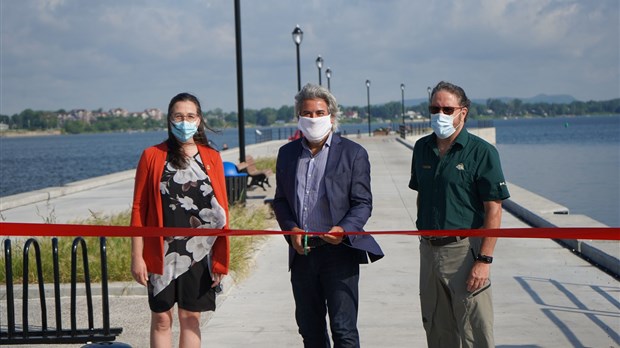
[
  {"xmin": 306, "ymin": 236, "xmax": 328, "ymax": 248},
  {"xmin": 421, "ymin": 236, "xmax": 467, "ymax": 247}
]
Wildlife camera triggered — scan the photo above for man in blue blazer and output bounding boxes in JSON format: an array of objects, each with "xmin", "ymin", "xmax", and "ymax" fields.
[{"xmin": 273, "ymin": 84, "xmax": 384, "ymax": 348}]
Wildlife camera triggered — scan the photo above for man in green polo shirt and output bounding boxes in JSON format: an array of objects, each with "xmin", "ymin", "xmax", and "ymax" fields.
[{"xmin": 409, "ymin": 81, "xmax": 510, "ymax": 348}]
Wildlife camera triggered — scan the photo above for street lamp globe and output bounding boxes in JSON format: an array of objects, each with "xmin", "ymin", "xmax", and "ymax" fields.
[
  {"xmin": 292, "ymin": 25, "xmax": 303, "ymax": 45},
  {"xmin": 325, "ymin": 68, "xmax": 332, "ymax": 91},
  {"xmin": 316, "ymin": 55, "xmax": 323, "ymax": 69},
  {"xmin": 316, "ymin": 55, "xmax": 324, "ymax": 86}
]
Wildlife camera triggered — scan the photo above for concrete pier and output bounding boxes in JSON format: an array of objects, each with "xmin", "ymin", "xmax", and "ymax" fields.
[{"xmin": 1, "ymin": 134, "xmax": 618, "ymax": 348}]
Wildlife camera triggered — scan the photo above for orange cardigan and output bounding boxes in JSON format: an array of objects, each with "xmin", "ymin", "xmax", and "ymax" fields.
[{"xmin": 130, "ymin": 142, "xmax": 230, "ymax": 275}]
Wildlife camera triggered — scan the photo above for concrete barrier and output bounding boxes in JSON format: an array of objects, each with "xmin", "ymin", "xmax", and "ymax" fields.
[
  {"xmin": 504, "ymin": 182, "xmax": 617, "ymax": 278},
  {"xmin": 0, "ymin": 170, "xmax": 136, "ymax": 211}
]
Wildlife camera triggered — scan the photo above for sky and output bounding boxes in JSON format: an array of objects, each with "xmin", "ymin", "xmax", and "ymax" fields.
[{"xmin": 1, "ymin": 0, "xmax": 618, "ymax": 116}]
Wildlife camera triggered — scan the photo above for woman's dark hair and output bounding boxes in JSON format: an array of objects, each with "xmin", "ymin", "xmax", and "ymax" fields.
[{"xmin": 166, "ymin": 92, "xmax": 215, "ymax": 169}]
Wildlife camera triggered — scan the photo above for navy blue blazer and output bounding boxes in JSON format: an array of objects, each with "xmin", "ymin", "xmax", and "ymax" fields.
[{"xmin": 273, "ymin": 133, "xmax": 384, "ymax": 268}]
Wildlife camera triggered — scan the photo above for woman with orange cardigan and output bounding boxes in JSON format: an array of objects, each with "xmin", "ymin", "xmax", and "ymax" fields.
[{"xmin": 130, "ymin": 92, "xmax": 229, "ymax": 348}]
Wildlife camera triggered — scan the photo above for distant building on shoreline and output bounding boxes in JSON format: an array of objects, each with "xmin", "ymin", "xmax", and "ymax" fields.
[{"xmin": 57, "ymin": 108, "xmax": 164, "ymax": 124}]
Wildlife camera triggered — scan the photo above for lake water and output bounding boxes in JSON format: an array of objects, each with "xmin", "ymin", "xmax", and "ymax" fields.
[
  {"xmin": 1, "ymin": 116, "xmax": 618, "ymax": 226},
  {"xmin": 0, "ymin": 122, "xmax": 392, "ymax": 198},
  {"xmin": 495, "ymin": 115, "xmax": 619, "ymax": 227}
]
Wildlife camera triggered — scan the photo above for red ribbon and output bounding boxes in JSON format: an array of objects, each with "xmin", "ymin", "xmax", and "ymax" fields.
[{"xmin": 0, "ymin": 222, "xmax": 618, "ymax": 240}]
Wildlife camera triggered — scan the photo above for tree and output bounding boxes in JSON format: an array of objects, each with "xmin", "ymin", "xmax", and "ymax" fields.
[
  {"xmin": 64, "ymin": 120, "xmax": 89, "ymax": 134},
  {"xmin": 244, "ymin": 109, "xmax": 258, "ymax": 125},
  {"xmin": 276, "ymin": 105, "xmax": 295, "ymax": 122},
  {"xmin": 486, "ymin": 99, "xmax": 508, "ymax": 116},
  {"xmin": 507, "ymin": 99, "xmax": 523, "ymax": 116},
  {"xmin": 224, "ymin": 111, "xmax": 238, "ymax": 126},
  {"xmin": 255, "ymin": 107, "xmax": 277, "ymax": 126}
]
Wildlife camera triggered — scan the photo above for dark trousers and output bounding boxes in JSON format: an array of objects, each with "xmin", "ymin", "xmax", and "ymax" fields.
[{"xmin": 291, "ymin": 244, "xmax": 361, "ymax": 348}]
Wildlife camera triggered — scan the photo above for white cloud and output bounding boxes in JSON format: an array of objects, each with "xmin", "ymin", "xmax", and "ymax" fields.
[{"xmin": 1, "ymin": 0, "xmax": 618, "ymax": 115}]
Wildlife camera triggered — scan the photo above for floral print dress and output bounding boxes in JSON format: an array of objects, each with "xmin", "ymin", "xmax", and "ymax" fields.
[{"xmin": 149, "ymin": 153, "xmax": 227, "ymax": 298}]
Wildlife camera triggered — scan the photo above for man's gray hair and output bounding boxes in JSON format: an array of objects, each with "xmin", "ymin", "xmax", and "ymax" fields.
[{"xmin": 294, "ymin": 83, "xmax": 339, "ymax": 131}]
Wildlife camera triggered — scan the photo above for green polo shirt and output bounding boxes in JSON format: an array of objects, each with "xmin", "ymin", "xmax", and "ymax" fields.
[{"xmin": 409, "ymin": 128, "xmax": 510, "ymax": 231}]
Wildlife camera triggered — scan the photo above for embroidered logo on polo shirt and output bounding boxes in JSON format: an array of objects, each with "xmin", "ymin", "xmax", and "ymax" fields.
[
  {"xmin": 422, "ymin": 165, "xmax": 431, "ymax": 169},
  {"xmin": 456, "ymin": 163, "xmax": 465, "ymax": 171}
]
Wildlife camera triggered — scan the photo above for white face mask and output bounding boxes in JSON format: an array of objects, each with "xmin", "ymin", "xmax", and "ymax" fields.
[
  {"xmin": 298, "ymin": 115, "xmax": 332, "ymax": 143},
  {"xmin": 431, "ymin": 113, "xmax": 458, "ymax": 139}
]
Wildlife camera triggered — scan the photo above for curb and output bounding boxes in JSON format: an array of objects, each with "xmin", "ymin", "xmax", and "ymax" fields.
[{"xmin": 0, "ymin": 170, "xmax": 136, "ymax": 211}]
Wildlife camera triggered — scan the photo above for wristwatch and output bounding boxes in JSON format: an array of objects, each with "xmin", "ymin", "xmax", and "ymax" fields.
[{"xmin": 476, "ymin": 254, "xmax": 493, "ymax": 264}]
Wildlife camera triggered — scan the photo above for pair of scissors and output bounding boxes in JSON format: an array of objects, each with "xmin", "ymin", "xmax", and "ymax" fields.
[{"xmin": 303, "ymin": 232, "xmax": 308, "ymax": 255}]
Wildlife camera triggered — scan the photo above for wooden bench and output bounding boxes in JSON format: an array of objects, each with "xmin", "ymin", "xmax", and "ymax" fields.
[
  {"xmin": 1, "ymin": 237, "xmax": 127, "ymax": 346},
  {"xmin": 236, "ymin": 155, "xmax": 273, "ymax": 191}
]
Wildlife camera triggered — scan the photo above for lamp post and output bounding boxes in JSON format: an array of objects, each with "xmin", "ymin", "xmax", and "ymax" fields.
[
  {"xmin": 427, "ymin": 86, "xmax": 432, "ymax": 122},
  {"xmin": 325, "ymin": 68, "xmax": 332, "ymax": 91},
  {"xmin": 400, "ymin": 83, "xmax": 406, "ymax": 125},
  {"xmin": 366, "ymin": 79, "xmax": 371, "ymax": 136},
  {"xmin": 292, "ymin": 25, "xmax": 303, "ymax": 91},
  {"xmin": 234, "ymin": 0, "xmax": 246, "ymax": 162},
  {"xmin": 316, "ymin": 55, "xmax": 324, "ymax": 86}
]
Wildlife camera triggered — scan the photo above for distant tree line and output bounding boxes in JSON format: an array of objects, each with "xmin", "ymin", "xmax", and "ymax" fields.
[
  {"xmin": 0, "ymin": 110, "xmax": 166, "ymax": 134},
  {"xmin": 1, "ymin": 98, "xmax": 618, "ymax": 133}
]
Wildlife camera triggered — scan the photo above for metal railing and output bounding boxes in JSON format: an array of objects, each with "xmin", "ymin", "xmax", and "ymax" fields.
[
  {"xmin": 255, "ymin": 127, "xmax": 299, "ymax": 144},
  {"xmin": 255, "ymin": 120, "xmax": 495, "ymax": 142},
  {"xmin": 1, "ymin": 237, "xmax": 124, "ymax": 345},
  {"xmin": 398, "ymin": 120, "xmax": 494, "ymax": 139}
]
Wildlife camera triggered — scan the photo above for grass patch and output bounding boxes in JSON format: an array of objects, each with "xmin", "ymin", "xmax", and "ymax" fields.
[
  {"xmin": 227, "ymin": 204, "xmax": 270, "ymax": 280},
  {"xmin": 253, "ymin": 156, "xmax": 276, "ymax": 173},
  {"xmin": 0, "ymin": 236, "xmax": 133, "ymax": 284},
  {"xmin": 1, "ymin": 205, "xmax": 272, "ymax": 284}
]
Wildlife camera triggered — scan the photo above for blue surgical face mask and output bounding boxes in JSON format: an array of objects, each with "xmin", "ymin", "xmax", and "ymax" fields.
[
  {"xmin": 171, "ymin": 121, "xmax": 198, "ymax": 143},
  {"xmin": 431, "ymin": 113, "xmax": 457, "ymax": 139}
]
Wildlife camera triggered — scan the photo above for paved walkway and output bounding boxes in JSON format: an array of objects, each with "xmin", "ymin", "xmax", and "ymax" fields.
[{"xmin": 1, "ymin": 136, "xmax": 618, "ymax": 347}]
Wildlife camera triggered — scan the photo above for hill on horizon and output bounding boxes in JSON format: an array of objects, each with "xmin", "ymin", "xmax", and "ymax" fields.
[{"xmin": 403, "ymin": 94, "xmax": 577, "ymax": 107}]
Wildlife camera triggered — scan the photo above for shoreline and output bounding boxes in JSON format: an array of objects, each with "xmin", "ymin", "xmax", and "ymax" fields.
[
  {"xmin": 1, "ymin": 114, "xmax": 617, "ymax": 139},
  {"xmin": 0, "ymin": 129, "xmax": 62, "ymax": 138}
]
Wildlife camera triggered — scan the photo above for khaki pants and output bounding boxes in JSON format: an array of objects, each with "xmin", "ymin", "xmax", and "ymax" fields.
[{"xmin": 419, "ymin": 237, "xmax": 494, "ymax": 348}]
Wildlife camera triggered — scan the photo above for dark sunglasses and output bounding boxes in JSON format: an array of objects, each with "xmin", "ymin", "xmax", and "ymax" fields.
[{"xmin": 429, "ymin": 106, "xmax": 464, "ymax": 115}]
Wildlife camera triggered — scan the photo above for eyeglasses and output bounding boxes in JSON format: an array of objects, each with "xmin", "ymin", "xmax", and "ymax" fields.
[
  {"xmin": 428, "ymin": 106, "xmax": 464, "ymax": 115},
  {"xmin": 171, "ymin": 113, "xmax": 199, "ymax": 122},
  {"xmin": 299, "ymin": 111, "xmax": 330, "ymax": 118}
]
